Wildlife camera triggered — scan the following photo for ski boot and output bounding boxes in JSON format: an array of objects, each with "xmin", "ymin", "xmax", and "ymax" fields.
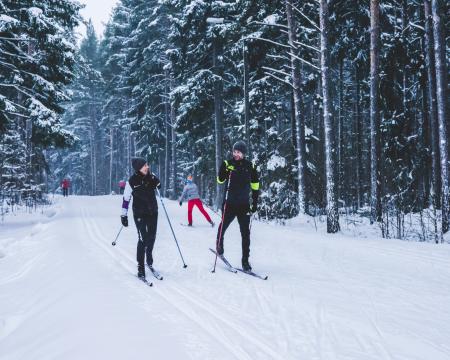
[
  {"xmin": 137, "ymin": 264, "xmax": 146, "ymax": 279},
  {"xmin": 242, "ymin": 258, "xmax": 252, "ymax": 272}
]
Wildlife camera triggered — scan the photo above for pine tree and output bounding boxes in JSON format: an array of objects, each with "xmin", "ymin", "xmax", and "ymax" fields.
[
  {"xmin": 48, "ymin": 0, "xmax": 448, "ymax": 240},
  {"xmin": 1, "ymin": 0, "xmax": 81, "ymax": 201}
]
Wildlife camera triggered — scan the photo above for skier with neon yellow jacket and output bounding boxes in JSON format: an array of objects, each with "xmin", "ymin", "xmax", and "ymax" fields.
[{"xmin": 216, "ymin": 140, "xmax": 260, "ymax": 271}]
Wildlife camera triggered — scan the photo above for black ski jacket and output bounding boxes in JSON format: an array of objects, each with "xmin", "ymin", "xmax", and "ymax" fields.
[
  {"xmin": 217, "ymin": 158, "xmax": 259, "ymax": 207},
  {"xmin": 125, "ymin": 172, "xmax": 161, "ymax": 216}
]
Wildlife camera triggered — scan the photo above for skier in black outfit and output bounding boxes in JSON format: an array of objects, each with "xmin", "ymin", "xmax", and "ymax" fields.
[
  {"xmin": 216, "ymin": 140, "xmax": 260, "ymax": 271},
  {"xmin": 120, "ymin": 158, "xmax": 161, "ymax": 279}
]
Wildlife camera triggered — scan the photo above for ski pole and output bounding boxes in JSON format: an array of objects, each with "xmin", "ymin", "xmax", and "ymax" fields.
[
  {"xmin": 156, "ymin": 188, "xmax": 188, "ymax": 268},
  {"xmin": 212, "ymin": 171, "xmax": 232, "ymax": 273},
  {"xmin": 202, "ymin": 200, "xmax": 221, "ymax": 217},
  {"xmin": 111, "ymin": 226, "xmax": 124, "ymax": 246},
  {"xmin": 249, "ymin": 213, "xmax": 254, "ymax": 233}
]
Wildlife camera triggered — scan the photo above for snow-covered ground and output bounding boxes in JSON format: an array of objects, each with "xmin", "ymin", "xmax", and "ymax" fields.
[{"xmin": 1, "ymin": 195, "xmax": 449, "ymax": 360}]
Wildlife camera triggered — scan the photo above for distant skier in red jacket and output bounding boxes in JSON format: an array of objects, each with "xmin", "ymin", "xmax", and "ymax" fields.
[
  {"xmin": 61, "ymin": 178, "xmax": 70, "ymax": 197},
  {"xmin": 118, "ymin": 180, "xmax": 126, "ymax": 195}
]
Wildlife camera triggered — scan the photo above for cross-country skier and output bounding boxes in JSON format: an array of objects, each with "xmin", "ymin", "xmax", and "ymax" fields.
[
  {"xmin": 179, "ymin": 175, "xmax": 214, "ymax": 227},
  {"xmin": 61, "ymin": 178, "xmax": 70, "ymax": 197},
  {"xmin": 118, "ymin": 180, "xmax": 126, "ymax": 195},
  {"xmin": 216, "ymin": 140, "xmax": 259, "ymax": 271},
  {"xmin": 120, "ymin": 158, "xmax": 161, "ymax": 279}
]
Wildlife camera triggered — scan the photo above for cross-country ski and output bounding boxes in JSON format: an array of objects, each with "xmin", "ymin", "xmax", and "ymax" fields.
[
  {"xmin": 209, "ymin": 248, "xmax": 238, "ymax": 273},
  {"xmin": 137, "ymin": 275, "xmax": 154, "ymax": 287},
  {"xmin": 236, "ymin": 268, "xmax": 268, "ymax": 281},
  {"xmin": 148, "ymin": 265, "xmax": 163, "ymax": 281}
]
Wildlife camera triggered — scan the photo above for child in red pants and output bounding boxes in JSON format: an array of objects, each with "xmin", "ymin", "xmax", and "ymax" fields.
[{"xmin": 179, "ymin": 175, "xmax": 214, "ymax": 227}]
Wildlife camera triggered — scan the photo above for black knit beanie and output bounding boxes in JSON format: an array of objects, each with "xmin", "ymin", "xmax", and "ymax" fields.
[
  {"xmin": 232, "ymin": 140, "xmax": 247, "ymax": 155},
  {"xmin": 132, "ymin": 157, "xmax": 147, "ymax": 172}
]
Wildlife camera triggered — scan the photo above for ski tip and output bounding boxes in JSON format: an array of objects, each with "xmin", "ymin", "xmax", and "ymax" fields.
[{"xmin": 237, "ymin": 268, "xmax": 268, "ymax": 280}]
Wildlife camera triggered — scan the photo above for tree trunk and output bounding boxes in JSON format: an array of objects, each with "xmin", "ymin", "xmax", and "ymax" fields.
[
  {"xmin": 355, "ymin": 66, "xmax": 363, "ymax": 209},
  {"xmin": 90, "ymin": 103, "xmax": 97, "ymax": 196},
  {"xmin": 286, "ymin": 0, "xmax": 307, "ymax": 214},
  {"xmin": 286, "ymin": 0, "xmax": 308, "ymax": 214},
  {"xmin": 243, "ymin": 40, "xmax": 251, "ymax": 156},
  {"xmin": 109, "ymin": 126, "xmax": 114, "ymax": 194},
  {"xmin": 25, "ymin": 118, "xmax": 32, "ymax": 192},
  {"xmin": 213, "ymin": 37, "xmax": 224, "ymax": 208},
  {"xmin": 370, "ymin": 0, "xmax": 382, "ymax": 223},
  {"xmin": 423, "ymin": 0, "xmax": 441, "ymax": 209},
  {"xmin": 164, "ymin": 69, "xmax": 170, "ymax": 197},
  {"xmin": 125, "ymin": 121, "xmax": 131, "ymax": 179},
  {"xmin": 431, "ymin": 0, "xmax": 449, "ymax": 234},
  {"xmin": 129, "ymin": 127, "xmax": 136, "ymax": 166},
  {"xmin": 290, "ymin": 91, "xmax": 299, "ymax": 195},
  {"xmin": 319, "ymin": 0, "xmax": 340, "ymax": 233},
  {"xmin": 338, "ymin": 59, "xmax": 344, "ymax": 205},
  {"xmin": 170, "ymin": 73, "xmax": 178, "ymax": 200}
]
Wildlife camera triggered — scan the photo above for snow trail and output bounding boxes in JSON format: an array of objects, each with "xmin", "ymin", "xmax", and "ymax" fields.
[{"xmin": 1, "ymin": 195, "xmax": 450, "ymax": 360}]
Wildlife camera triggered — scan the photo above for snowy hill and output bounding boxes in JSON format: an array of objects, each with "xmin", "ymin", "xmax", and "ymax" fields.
[{"xmin": 1, "ymin": 196, "xmax": 449, "ymax": 360}]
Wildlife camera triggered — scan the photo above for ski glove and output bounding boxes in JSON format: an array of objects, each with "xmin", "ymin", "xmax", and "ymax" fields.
[
  {"xmin": 224, "ymin": 161, "xmax": 235, "ymax": 173},
  {"xmin": 250, "ymin": 203, "xmax": 257, "ymax": 213},
  {"xmin": 121, "ymin": 215, "xmax": 128, "ymax": 227},
  {"xmin": 226, "ymin": 165, "xmax": 235, "ymax": 172}
]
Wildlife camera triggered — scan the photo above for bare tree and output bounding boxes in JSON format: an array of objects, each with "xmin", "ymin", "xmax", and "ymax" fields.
[
  {"xmin": 354, "ymin": 67, "xmax": 363, "ymax": 208},
  {"xmin": 170, "ymin": 73, "xmax": 178, "ymax": 200},
  {"xmin": 431, "ymin": 0, "xmax": 449, "ymax": 234},
  {"xmin": 319, "ymin": 0, "xmax": 339, "ymax": 233},
  {"xmin": 369, "ymin": 0, "xmax": 382, "ymax": 223},
  {"xmin": 213, "ymin": 35, "xmax": 224, "ymax": 208},
  {"xmin": 243, "ymin": 40, "xmax": 251, "ymax": 156},
  {"xmin": 109, "ymin": 126, "xmax": 114, "ymax": 194},
  {"xmin": 286, "ymin": 0, "xmax": 307, "ymax": 214},
  {"xmin": 164, "ymin": 68, "xmax": 170, "ymax": 197},
  {"xmin": 423, "ymin": 0, "xmax": 441, "ymax": 209}
]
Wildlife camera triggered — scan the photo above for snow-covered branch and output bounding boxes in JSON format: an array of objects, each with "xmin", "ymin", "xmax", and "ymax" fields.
[
  {"xmin": 287, "ymin": 52, "xmax": 320, "ymax": 70},
  {"xmin": 287, "ymin": 1, "xmax": 320, "ymax": 31},
  {"xmin": 264, "ymin": 72, "xmax": 293, "ymax": 88}
]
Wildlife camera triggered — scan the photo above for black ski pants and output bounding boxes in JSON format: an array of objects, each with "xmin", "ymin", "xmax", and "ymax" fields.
[
  {"xmin": 216, "ymin": 204, "xmax": 251, "ymax": 260},
  {"xmin": 134, "ymin": 213, "xmax": 158, "ymax": 267}
]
